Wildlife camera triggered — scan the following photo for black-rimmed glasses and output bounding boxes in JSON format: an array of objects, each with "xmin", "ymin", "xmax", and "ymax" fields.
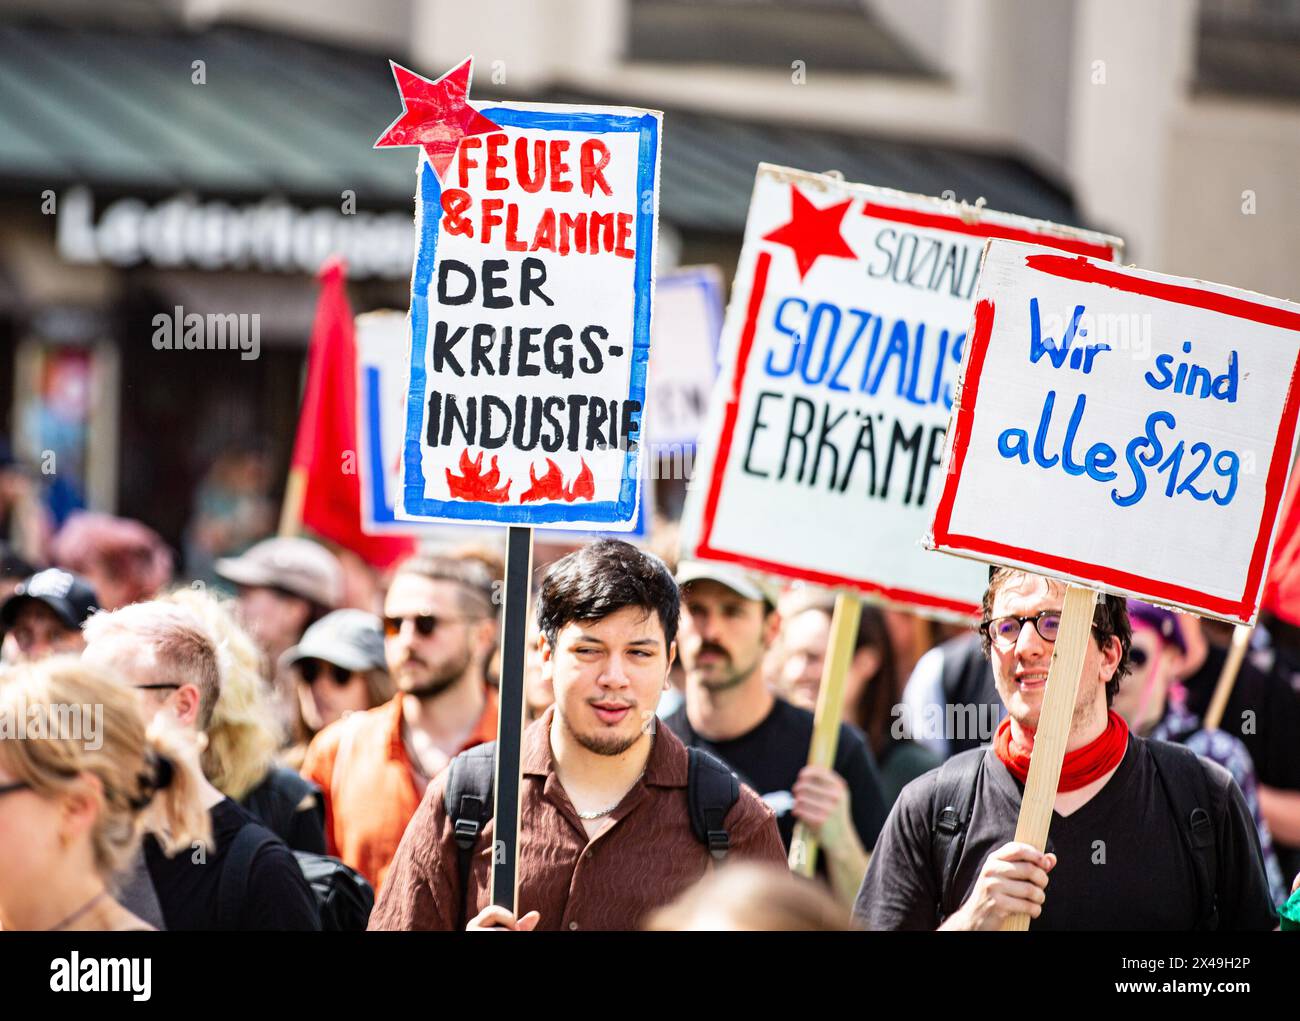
[
  {"xmin": 0, "ymin": 781, "xmax": 31, "ymax": 799},
  {"xmin": 981, "ymin": 611, "xmax": 1105, "ymax": 648}
]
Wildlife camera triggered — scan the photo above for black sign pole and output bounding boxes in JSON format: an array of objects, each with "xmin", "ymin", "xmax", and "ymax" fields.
[{"xmin": 490, "ymin": 524, "xmax": 534, "ymax": 911}]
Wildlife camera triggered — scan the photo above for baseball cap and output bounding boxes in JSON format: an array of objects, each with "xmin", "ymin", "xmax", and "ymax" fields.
[
  {"xmin": 675, "ymin": 560, "xmax": 780, "ymax": 607},
  {"xmin": 280, "ymin": 609, "xmax": 387, "ymax": 674},
  {"xmin": 1126, "ymin": 599, "xmax": 1186, "ymax": 652},
  {"xmin": 216, "ymin": 537, "xmax": 344, "ymax": 609},
  {"xmin": 1, "ymin": 568, "xmax": 100, "ymax": 631}
]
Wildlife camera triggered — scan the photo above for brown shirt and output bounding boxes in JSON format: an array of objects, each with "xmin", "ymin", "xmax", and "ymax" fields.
[{"xmin": 368, "ymin": 706, "xmax": 786, "ymax": 931}]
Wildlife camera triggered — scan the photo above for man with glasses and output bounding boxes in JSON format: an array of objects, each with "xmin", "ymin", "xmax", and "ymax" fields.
[
  {"xmin": 82, "ymin": 600, "xmax": 319, "ymax": 930},
  {"xmin": 302, "ymin": 553, "xmax": 499, "ymax": 891},
  {"xmin": 853, "ymin": 567, "xmax": 1276, "ymax": 931}
]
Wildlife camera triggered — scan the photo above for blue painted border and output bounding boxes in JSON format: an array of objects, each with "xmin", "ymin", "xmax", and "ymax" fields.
[
  {"xmin": 366, "ymin": 360, "xmax": 648, "ymax": 538},
  {"xmin": 401, "ymin": 106, "xmax": 659, "ymax": 526}
]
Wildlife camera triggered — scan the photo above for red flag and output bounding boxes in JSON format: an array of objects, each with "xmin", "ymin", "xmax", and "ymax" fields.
[
  {"xmin": 289, "ymin": 257, "xmax": 415, "ymax": 569},
  {"xmin": 1262, "ymin": 467, "xmax": 1300, "ymax": 626}
]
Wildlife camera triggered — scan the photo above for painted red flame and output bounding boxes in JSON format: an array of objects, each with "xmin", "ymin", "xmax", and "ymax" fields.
[
  {"xmin": 446, "ymin": 449, "xmax": 511, "ymax": 503},
  {"xmin": 519, "ymin": 458, "xmax": 595, "ymax": 503}
]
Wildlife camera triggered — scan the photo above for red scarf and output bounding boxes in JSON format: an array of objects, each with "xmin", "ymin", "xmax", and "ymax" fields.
[{"xmin": 994, "ymin": 710, "xmax": 1129, "ymax": 792}]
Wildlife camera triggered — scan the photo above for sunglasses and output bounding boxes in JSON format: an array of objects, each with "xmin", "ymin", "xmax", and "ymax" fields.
[
  {"xmin": 133, "ymin": 684, "xmax": 181, "ymax": 692},
  {"xmin": 383, "ymin": 614, "xmax": 468, "ymax": 639},
  {"xmin": 0, "ymin": 781, "xmax": 31, "ymax": 799},
  {"xmin": 296, "ymin": 660, "xmax": 354, "ymax": 687},
  {"xmin": 1128, "ymin": 647, "xmax": 1150, "ymax": 668}
]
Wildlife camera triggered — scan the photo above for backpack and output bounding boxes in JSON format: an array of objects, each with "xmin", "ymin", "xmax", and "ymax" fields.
[
  {"xmin": 927, "ymin": 739, "xmax": 1219, "ymax": 929},
  {"xmin": 218, "ymin": 824, "xmax": 374, "ymax": 931},
  {"xmin": 443, "ymin": 741, "xmax": 740, "ymax": 923}
]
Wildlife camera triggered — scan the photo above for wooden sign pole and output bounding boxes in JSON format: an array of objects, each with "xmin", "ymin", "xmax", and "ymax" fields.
[
  {"xmin": 1001, "ymin": 584, "xmax": 1099, "ymax": 931},
  {"xmin": 278, "ymin": 465, "xmax": 307, "ymax": 537},
  {"xmin": 1203, "ymin": 623, "xmax": 1252, "ymax": 732},
  {"xmin": 789, "ymin": 592, "xmax": 861, "ymax": 877},
  {"xmin": 491, "ymin": 525, "xmax": 534, "ymax": 911}
]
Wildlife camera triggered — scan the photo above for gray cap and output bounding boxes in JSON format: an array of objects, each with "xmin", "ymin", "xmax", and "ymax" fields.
[
  {"xmin": 280, "ymin": 609, "xmax": 387, "ymax": 673},
  {"xmin": 216, "ymin": 537, "xmax": 344, "ymax": 609},
  {"xmin": 675, "ymin": 560, "xmax": 780, "ymax": 606}
]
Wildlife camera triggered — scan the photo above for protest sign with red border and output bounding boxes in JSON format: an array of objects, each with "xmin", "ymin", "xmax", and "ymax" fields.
[
  {"xmin": 929, "ymin": 239, "xmax": 1300, "ymax": 625},
  {"xmin": 681, "ymin": 164, "xmax": 1122, "ymax": 619}
]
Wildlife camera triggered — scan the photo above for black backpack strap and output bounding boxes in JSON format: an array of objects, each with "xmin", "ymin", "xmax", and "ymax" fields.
[
  {"xmin": 686, "ymin": 747, "xmax": 740, "ymax": 860},
  {"xmin": 443, "ymin": 742, "xmax": 497, "ymax": 925},
  {"xmin": 1146, "ymin": 738, "xmax": 1219, "ymax": 930},
  {"xmin": 928, "ymin": 748, "xmax": 986, "ymax": 924},
  {"xmin": 216, "ymin": 824, "xmax": 280, "ymax": 930}
]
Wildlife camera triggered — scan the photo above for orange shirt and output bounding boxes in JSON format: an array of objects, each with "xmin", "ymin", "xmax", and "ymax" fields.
[{"xmin": 302, "ymin": 687, "xmax": 498, "ymax": 892}]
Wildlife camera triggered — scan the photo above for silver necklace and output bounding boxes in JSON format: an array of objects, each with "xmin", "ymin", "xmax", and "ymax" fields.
[
  {"xmin": 48, "ymin": 889, "xmax": 108, "ymax": 932},
  {"xmin": 574, "ymin": 767, "xmax": 647, "ymax": 820}
]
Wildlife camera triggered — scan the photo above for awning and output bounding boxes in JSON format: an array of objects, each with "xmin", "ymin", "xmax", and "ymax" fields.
[{"xmin": 0, "ymin": 18, "xmax": 1089, "ymax": 234}]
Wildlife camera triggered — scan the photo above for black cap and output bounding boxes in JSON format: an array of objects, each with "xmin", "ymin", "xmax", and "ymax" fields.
[{"xmin": 1, "ymin": 569, "xmax": 100, "ymax": 631}]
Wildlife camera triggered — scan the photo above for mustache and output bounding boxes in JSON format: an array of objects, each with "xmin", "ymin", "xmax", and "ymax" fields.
[
  {"xmin": 696, "ymin": 642, "xmax": 730, "ymax": 661},
  {"xmin": 398, "ymin": 652, "xmax": 428, "ymax": 669}
]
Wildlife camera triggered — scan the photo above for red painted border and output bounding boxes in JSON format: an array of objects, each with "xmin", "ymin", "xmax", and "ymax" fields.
[
  {"xmin": 692, "ymin": 247, "xmax": 983, "ymax": 614},
  {"xmin": 931, "ymin": 252, "xmax": 1300, "ymax": 621},
  {"xmin": 861, "ymin": 202, "xmax": 1117, "ymax": 261}
]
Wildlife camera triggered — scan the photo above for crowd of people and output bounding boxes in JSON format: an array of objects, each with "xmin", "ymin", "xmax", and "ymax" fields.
[{"xmin": 2, "ymin": 501, "xmax": 1300, "ymax": 932}]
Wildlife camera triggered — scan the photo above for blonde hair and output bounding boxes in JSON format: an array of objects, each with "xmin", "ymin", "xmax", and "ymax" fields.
[
  {"xmin": 0, "ymin": 657, "xmax": 211, "ymax": 881},
  {"xmin": 82, "ymin": 601, "xmax": 222, "ymax": 730},
  {"xmin": 163, "ymin": 587, "xmax": 281, "ymax": 802},
  {"xmin": 644, "ymin": 863, "xmax": 854, "ymax": 932}
]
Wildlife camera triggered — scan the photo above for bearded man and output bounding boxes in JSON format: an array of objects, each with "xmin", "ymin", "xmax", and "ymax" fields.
[{"xmin": 302, "ymin": 554, "xmax": 499, "ymax": 891}]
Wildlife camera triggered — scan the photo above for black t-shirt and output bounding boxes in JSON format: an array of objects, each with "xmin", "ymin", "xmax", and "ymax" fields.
[
  {"xmin": 853, "ymin": 737, "xmax": 1276, "ymax": 931},
  {"xmin": 144, "ymin": 797, "xmax": 320, "ymax": 931},
  {"xmin": 1181, "ymin": 642, "xmax": 1300, "ymax": 789},
  {"xmin": 664, "ymin": 698, "xmax": 887, "ymax": 852}
]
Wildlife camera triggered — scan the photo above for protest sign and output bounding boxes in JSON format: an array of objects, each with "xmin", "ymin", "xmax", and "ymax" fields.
[
  {"xmin": 928, "ymin": 239, "xmax": 1300, "ymax": 626},
  {"xmin": 645, "ymin": 266, "xmax": 723, "ymax": 448},
  {"xmin": 383, "ymin": 61, "xmax": 661, "ymax": 532},
  {"xmin": 375, "ymin": 57, "xmax": 661, "ymax": 913},
  {"xmin": 357, "ymin": 310, "xmax": 651, "ymax": 542},
  {"xmin": 681, "ymin": 164, "xmax": 1122, "ymax": 620},
  {"xmin": 928, "ymin": 238, "xmax": 1300, "ymax": 929}
]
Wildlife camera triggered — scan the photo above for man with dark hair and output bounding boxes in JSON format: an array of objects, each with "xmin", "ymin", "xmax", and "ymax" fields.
[
  {"xmin": 302, "ymin": 552, "xmax": 500, "ymax": 891},
  {"xmin": 664, "ymin": 561, "xmax": 888, "ymax": 906},
  {"xmin": 854, "ymin": 568, "xmax": 1277, "ymax": 930},
  {"xmin": 369, "ymin": 539, "xmax": 785, "ymax": 931}
]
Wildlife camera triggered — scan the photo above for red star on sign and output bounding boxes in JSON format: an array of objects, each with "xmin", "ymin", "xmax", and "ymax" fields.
[
  {"xmin": 762, "ymin": 185, "xmax": 857, "ymax": 280},
  {"xmin": 373, "ymin": 57, "xmax": 500, "ymax": 180}
]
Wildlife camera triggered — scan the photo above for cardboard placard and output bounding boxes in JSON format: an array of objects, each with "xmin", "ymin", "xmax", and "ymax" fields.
[
  {"xmin": 645, "ymin": 266, "xmax": 724, "ymax": 448},
  {"xmin": 358, "ymin": 311, "xmax": 651, "ymax": 542},
  {"xmin": 929, "ymin": 239, "xmax": 1300, "ymax": 625},
  {"xmin": 388, "ymin": 68, "xmax": 662, "ymax": 531},
  {"xmin": 681, "ymin": 164, "xmax": 1122, "ymax": 618}
]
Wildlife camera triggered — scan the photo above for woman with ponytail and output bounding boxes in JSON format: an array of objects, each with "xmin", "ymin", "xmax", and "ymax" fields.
[{"xmin": 0, "ymin": 656, "xmax": 210, "ymax": 931}]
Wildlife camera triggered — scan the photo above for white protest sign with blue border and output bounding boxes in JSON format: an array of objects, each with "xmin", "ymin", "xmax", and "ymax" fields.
[
  {"xmin": 646, "ymin": 266, "xmax": 724, "ymax": 449},
  {"xmin": 383, "ymin": 63, "xmax": 661, "ymax": 532},
  {"xmin": 357, "ymin": 311, "xmax": 651, "ymax": 541}
]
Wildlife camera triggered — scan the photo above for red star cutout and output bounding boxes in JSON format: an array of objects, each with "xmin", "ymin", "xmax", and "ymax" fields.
[
  {"xmin": 374, "ymin": 58, "xmax": 501, "ymax": 180},
  {"xmin": 762, "ymin": 186, "xmax": 857, "ymax": 280}
]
